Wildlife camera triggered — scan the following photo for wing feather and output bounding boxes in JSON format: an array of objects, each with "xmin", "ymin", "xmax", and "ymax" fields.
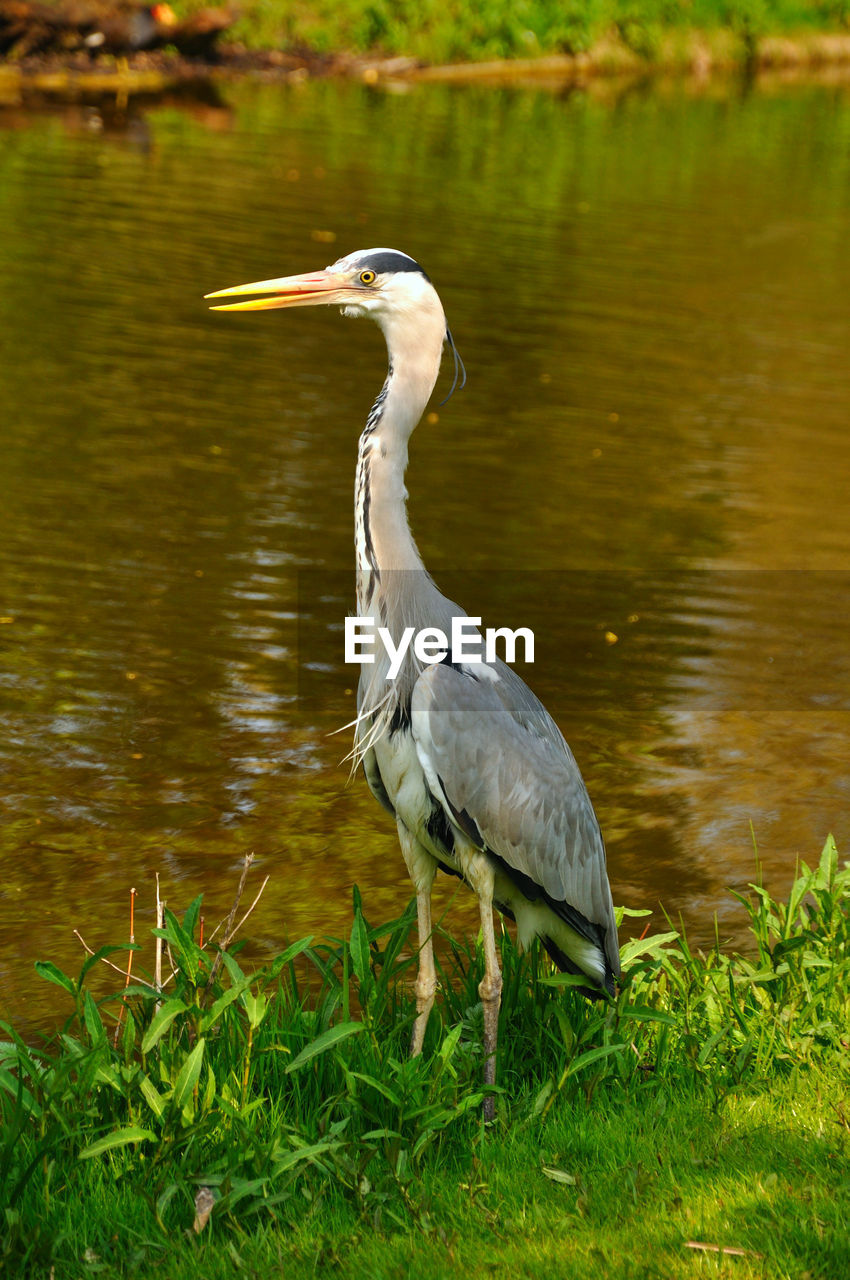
[{"xmin": 411, "ymin": 662, "xmax": 619, "ymax": 977}]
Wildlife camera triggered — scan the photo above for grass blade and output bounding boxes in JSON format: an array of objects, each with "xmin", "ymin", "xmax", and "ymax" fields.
[
  {"xmin": 79, "ymin": 1126, "xmax": 156, "ymax": 1159},
  {"xmin": 285, "ymin": 1022, "xmax": 364, "ymax": 1073}
]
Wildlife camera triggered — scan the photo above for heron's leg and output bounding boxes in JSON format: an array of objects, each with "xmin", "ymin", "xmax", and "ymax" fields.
[
  {"xmin": 410, "ymin": 882, "xmax": 437, "ymax": 1057},
  {"xmin": 398, "ymin": 825, "xmax": 437, "ymax": 1057},
  {"xmin": 477, "ymin": 892, "xmax": 503, "ymax": 1123},
  {"xmin": 458, "ymin": 847, "xmax": 503, "ymax": 1119}
]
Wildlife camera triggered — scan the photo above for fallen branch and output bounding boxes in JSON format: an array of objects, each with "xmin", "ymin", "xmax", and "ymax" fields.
[{"xmin": 685, "ymin": 1241, "xmax": 762, "ymax": 1258}]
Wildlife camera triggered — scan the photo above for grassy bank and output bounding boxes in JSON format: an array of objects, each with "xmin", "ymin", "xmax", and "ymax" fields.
[
  {"xmin": 188, "ymin": 0, "xmax": 850, "ymax": 65},
  {"xmin": 1, "ymin": 839, "xmax": 848, "ymax": 1278},
  {"xmin": 6, "ymin": 0, "xmax": 850, "ymax": 95}
]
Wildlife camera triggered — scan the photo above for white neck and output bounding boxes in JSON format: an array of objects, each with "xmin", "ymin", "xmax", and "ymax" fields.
[{"xmin": 354, "ymin": 288, "xmax": 446, "ymax": 604}]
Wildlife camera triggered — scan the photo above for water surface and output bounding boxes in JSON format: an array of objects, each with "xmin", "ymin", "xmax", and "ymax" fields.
[{"xmin": 1, "ymin": 77, "xmax": 849, "ymax": 1030}]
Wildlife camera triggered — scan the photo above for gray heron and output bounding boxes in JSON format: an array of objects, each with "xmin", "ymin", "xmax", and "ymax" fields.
[{"xmin": 207, "ymin": 248, "xmax": 620, "ymax": 1118}]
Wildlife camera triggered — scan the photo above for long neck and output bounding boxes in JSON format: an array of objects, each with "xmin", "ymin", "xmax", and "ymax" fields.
[{"xmin": 355, "ymin": 312, "xmax": 444, "ymax": 611}]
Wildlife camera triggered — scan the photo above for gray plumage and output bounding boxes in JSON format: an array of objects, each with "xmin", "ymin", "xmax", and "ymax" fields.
[
  {"xmin": 356, "ymin": 574, "xmax": 619, "ymax": 1000},
  {"xmin": 411, "ymin": 660, "xmax": 620, "ymax": 984},
  {"xmin": 207, "ymin": 247, "xmax": 620, "ymax": 1116}
]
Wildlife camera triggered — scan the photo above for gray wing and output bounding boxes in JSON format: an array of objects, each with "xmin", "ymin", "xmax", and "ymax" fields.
[{"xmin": 410, "ymin": 661, "xmax": 619, "ymax": 978}]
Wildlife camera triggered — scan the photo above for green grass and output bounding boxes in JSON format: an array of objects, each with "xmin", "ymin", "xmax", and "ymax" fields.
[
  {"xmin": 165, "ymin": 0, "xmax": 850, "ymax": 63},
  {"xmin": 1, "ymin": 838, "xmax": 848, "ymax": 1278}
]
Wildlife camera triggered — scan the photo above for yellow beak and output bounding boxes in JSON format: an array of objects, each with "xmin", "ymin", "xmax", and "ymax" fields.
[{"xmin": 205, "ymin": 269, "xmax": 355, "ymax": 312}]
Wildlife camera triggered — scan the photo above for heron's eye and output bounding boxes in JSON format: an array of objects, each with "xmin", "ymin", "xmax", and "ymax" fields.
[{"xmin": 359, "ymin": 270, "xmax": 377, "ymax": 286}]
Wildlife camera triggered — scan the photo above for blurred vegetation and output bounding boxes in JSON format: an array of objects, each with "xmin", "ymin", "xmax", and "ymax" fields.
[
  {"xmin": 164, "ymin": 0, "xmax": 850, "ymax": 61},
  {"xmin": 1, "ymin": 838, "xmax": 847, "ymax": 1277}
]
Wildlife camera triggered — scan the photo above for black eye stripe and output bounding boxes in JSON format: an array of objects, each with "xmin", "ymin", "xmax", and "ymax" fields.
[{"xmin": 356, "ymin": 251, "xmax": 430, "ymax": 282}]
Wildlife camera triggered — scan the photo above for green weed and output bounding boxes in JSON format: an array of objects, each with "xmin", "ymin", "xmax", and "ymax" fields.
[
  {"xmin": 0, "ymin": 837, "xmax": 847, "ymax": 1276},
  {"xmin": 166, "ymin": 0, "xmax": 850, "ymax": 61}
]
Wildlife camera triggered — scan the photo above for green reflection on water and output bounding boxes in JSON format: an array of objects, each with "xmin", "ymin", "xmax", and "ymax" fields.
[{"xmin": 1, "ymin": 78, "xmax": 849, "ymax": 1030}]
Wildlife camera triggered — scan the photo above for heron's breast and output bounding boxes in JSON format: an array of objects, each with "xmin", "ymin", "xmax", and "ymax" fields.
[
  {"xmin": 373, "ymin": 727, "xmax": 430, "ymax": 830},
  {"xmin": 372, "ymin": 727, "xmax": 460, "ymax": 866}
]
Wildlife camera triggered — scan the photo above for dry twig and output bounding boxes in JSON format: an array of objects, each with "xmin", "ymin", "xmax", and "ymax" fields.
[
  {"xmin": 113, "ymin": 887, "xmax": 138, "ymax": 1046},
  {"xmin": 206, "ymin": 853, "xmax": 255, "ymax": 947},
  {"xmin": 73, "ymin": 858, "xmax": 268, "ymax": 1015},
  {"xmin": 73, "ymin": 930, "xmax": 131, "ymax": 981},
  {"xmin": 204, "ymin": 852, "xmax": 255, "ymax": 991},
  {"xmin": 229, "ymin": 875, "xmax": 270, "ymax": 942}
]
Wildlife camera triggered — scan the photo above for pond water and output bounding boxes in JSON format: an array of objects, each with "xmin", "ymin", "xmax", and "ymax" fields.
[{"xmin": 1, "ymin": 73, "xmax": 849, "ymax": 1031}]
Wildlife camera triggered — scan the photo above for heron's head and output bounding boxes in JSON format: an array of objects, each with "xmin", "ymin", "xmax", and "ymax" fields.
[
  {"xmin": 207, "ymin": 247, "xmax": 442, "ymax": 331},
  {"xmin": 207, "ymin": 247, "xmax": 465, "ymax": 406}
]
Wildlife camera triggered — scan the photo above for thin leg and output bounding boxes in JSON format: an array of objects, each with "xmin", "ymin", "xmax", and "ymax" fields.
[
  {"xmin": 398, "ymin": 826, "xmax": 437, "ymax": 1057},
  {"xmin": 410, "ymin": 884, "xmax": 437, "ymax": 1056},
  {"xmin": 477, "ymin": 893, "xmax": 502, "ymax": 1123}
]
